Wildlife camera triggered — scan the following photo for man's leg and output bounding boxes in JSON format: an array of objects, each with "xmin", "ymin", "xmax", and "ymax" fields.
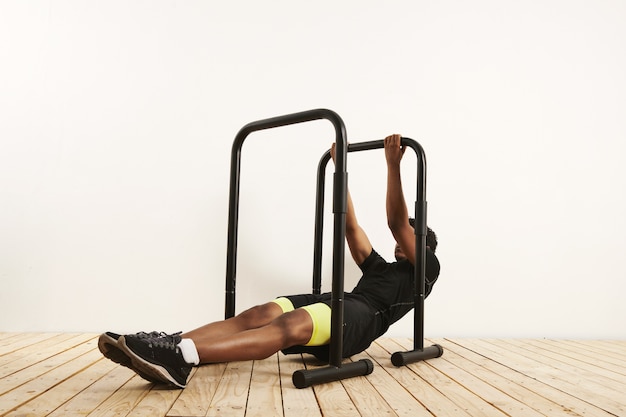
[
  {"xmin": 192, "ymin": 308, "xmax": 314, "ymax": 363},
  {"xmin": 117, "ymin": 306, "xmax": 316, "ymax": 387},
  {"xmin": 98, "ymin": 302, "xmax": 284, "ymax": 384},
  {"xmin": 186, "ymin": 298, "xmax": 331, "ymax": 363},
  {"xmin": 181, "ymin": 301, "xmax": 284, "ymax": 341}
]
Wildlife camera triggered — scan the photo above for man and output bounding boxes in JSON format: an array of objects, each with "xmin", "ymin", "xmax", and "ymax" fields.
[{"xmin": 98, "ymin": 134, "xmax": 440, "ymax": 388}]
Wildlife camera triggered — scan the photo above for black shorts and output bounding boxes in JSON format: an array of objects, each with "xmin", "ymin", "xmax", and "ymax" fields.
[{"xmin": 280, "ymin": 292, "xmax": 379, "ymax": 361}]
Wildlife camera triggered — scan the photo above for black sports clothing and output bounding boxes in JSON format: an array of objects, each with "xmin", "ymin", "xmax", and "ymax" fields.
[{"xmin": 281, "ymin": 248, "xmax": 440, "ymax": 361}]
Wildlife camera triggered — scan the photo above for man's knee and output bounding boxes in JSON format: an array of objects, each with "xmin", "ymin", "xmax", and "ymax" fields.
[
  {"xmin": 272, "ymin": 309, "xmax": 314, "ymax": 347},
  {"xmin": 237, "ymin": 302, "xmax": 283, "ymax": 328}
]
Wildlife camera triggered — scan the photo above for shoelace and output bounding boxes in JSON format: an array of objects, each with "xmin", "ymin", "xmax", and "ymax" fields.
[
  {"xmin": 134, "ymin": 331, "xmax": 162, "ymax": 339},
  {"xmin": 148, "ymin": 331, "xmax": 183, "ymax": 350}
]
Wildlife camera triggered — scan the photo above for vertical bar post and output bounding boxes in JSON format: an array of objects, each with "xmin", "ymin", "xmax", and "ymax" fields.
[
  {"xmin": 225, "ymin": 108, "xmax": 347, "ymax": 319},
  {"xmin": 312, "ymin": 151, "xmax": 332, "ymax": 295},
  {"xmin": 224, "ymin": 109, "xmax": 375, "ymax": 388}
]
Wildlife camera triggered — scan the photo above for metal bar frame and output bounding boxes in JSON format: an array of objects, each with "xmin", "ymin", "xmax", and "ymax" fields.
[
  {"xmin": 311, "ymin": 138, "xmax": 443, "ymax": 368},
  {"xmin": 224, "ymin": 109, "xmax": 372, "ymax": 388}
]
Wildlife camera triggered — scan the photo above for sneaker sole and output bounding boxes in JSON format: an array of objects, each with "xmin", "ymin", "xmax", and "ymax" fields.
[
  {"xmin": 98, "ymin": 333, "xmax": 131, "ymax": 366},
  {"xmin": 97, "ymin": 333, "xmax": 162, "ymax": 384},
  {"xmin": 118, "ymin": 336, "xmax": 187, "ymax": 388}
]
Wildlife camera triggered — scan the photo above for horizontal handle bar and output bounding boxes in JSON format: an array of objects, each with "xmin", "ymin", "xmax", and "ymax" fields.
[
  {"xmin": 236, "ymin": 108, "xmax": 345, "ymax": 138},
  {"xmin": 348, "ymin": 137, "xmax": 420, "ymax": 152},
  {"xmin": 319, "ymin": 137, "xmax": 425, "ymax": 161}
]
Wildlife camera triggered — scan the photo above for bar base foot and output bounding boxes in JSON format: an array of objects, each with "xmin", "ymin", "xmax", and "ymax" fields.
[
  {"xmin": 391, "ymin": 344, "xmax": 443, "ymax": 367},
  {"xmin": 292, "ymin": 359, "xmax": 374, "ymax": 389}
]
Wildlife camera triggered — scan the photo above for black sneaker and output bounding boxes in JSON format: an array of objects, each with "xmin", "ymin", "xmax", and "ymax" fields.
[
  {"xmin": 119, "ymin": 332, "xmax": 192, "ymax": 388},
  {"xmin": 98, "ymin": 331, "xmax": 163, "ymax": 383}
]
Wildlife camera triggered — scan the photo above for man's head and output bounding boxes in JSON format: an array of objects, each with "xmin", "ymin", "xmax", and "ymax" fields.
[
  {"xmin": 393, "ymin": 219, "xmax": 438, "ymax": 261},
  {"xmin": 407, "ymin": 218, "xmax": 438, "ymax": 252}
]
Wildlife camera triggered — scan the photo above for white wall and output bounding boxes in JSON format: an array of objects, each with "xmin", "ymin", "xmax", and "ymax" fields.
[{"xmin": 1, "ymin": 0, "xmax": 625, "ymax": 339}]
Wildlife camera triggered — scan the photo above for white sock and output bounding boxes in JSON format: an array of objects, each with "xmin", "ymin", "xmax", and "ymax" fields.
[{"xmin": 178, "ymin": 338, "xmax": 200, "ymax": 365}]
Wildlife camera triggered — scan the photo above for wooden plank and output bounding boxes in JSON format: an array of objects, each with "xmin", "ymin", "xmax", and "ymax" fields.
[
  {"xmin": 0, "ymin": 347, "xmax": 102, "ymax": 414},
  {"xmin": 246, "ymin": 354, "xmax": 283, "ymax": 417},
  {"xmin": 569, "ymin": 340, "xmax": 626, "ymax": 359},
  {"xmin": 311, "ymin": 379, "xmax": 360, "ymax": 417},
  {"xmin": 375, "ymin": 338, "xmax": 473, "ymax": 417},
  {"xmin": 520, "ymin": 339, "xmax": 626, "ymax": 380},
  {"xmin": 0, "ymin": 333, "xmax": 58, "ymax": 356},
  {"xmin": 538, "ymin": 339, "xmax": 626, "ymax": 374},
  {"xmin": 4, "ymin": 357, "xmax": 118, "ymax": 417},
  {"xmin": 85, "ymin": 374, "xmax": 153, "ymax": 417},
  {"xmin": 278, "ymin": 353, "xmax": 322, "ymax": 417},
  {"xmin": 45, "ymin": 365, "xmax": 137, "ymax": 417},
  {"xmin": 1, "ymin": 335, "xmax": 624, "ymax": 417},
  {"xmin": 445, "ymin": 338, "xmax": 616, "ymax": 417},
  {"xmin": 0, "ymin": 334, "xmax": 96, "ymax": 395},
  {"xmin": 392, "ymin": 338, "xmax": 532, "ymax": 417},
  {"xmin": 0, "ymin": 333, "xmax": 84, "ymax": 369},
  {"xmin": 206, "ymin": 360, "xmax": 253, "ymax": 417},
  {"xmin": 487, "ymin": 338, "xmax": 626, "ymax": 415},
  {"xmin": 433, "ymin": 338, "xmax": 600, "ymax": 417},
  {"xmin": 124, "ymin": 384, "xmax": 183, "ymax": 417},
  {"xmin": 0, "ymin": 333, "xmax": 36, "ymax": 347},
  {"xmin": 362, "ymin": 341, "xmax": 437, "ymax": 417},
  {"xmin": 167, "ymin": 365, "xmax": 225, "ymax": 417},
  {"xmin": 458, "ymin": 339, "xmax": 625, "ymax": 417},
  {"xmin": 340, "ymin": 354, "xmax": 398, "ymax": 417},
  {"xmin": 307, "ymin": 359, "xmax": 360, "ymax": 417},
  {"xmin": 0, "ymin": 333, "xmax": 96, "ymax": 378},
  {"xmin": 560, "ymin": 339, "xmax": 626, "ymax": 362}
]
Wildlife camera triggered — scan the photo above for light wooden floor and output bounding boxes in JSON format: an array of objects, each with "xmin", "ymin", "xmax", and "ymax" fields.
[{"xmin": 0, "ymin": 334, "xmax": 625, "ymax": 417}]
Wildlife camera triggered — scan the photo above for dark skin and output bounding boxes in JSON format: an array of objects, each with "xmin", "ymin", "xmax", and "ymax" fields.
[
  {"xmin": 384, "ymin": 134, "xmax": 418, "ymax": 263},
  {"xmin": 182, "ymin": 135, "xmax": 415, "ymax": 363}
]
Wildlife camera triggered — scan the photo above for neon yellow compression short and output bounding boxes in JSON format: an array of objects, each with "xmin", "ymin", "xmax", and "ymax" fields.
[{"xmin": 271, "ymin": 297, "xmax": 331, "ymax": 346}]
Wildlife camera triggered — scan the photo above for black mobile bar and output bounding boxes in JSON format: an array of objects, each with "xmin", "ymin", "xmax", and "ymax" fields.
[
  {"xmin": 224, "ymin": 108, "xmax": 373, "ymax": 388},
  {"xmin": 312, "ymin": 138, "xmax": 443, "ymax": 368}
]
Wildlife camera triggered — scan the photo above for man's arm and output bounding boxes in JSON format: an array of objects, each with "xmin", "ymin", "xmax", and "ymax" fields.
[
  {"xmin": 384, "ymin": 134, "xmax": 416, "ymax": 265},
  {"xmin": 331, "ymin": 143, "xmax": 373, "ymax": 265}
]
